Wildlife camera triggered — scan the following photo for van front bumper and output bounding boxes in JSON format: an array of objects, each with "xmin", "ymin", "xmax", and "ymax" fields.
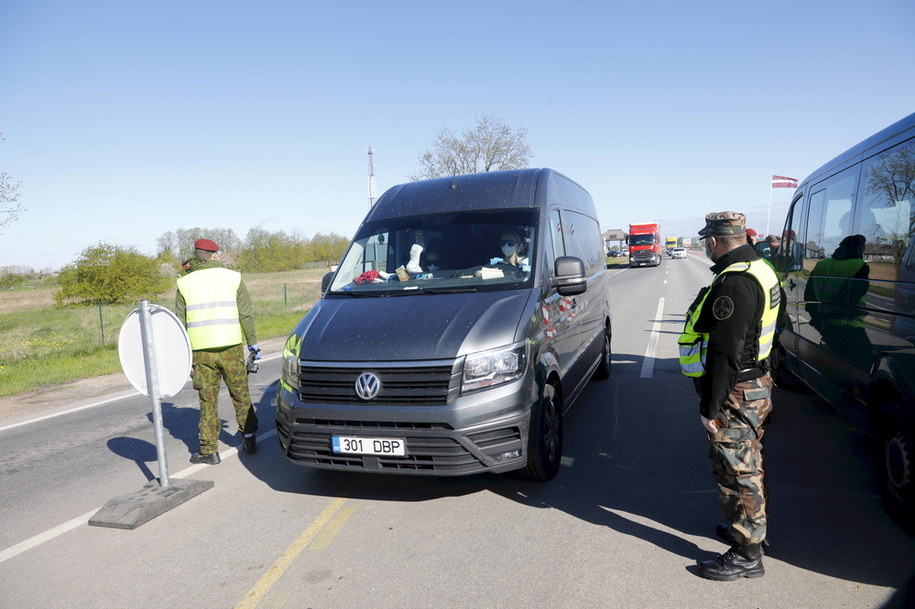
[{"xmin": 275, "ymin": 381, "xmax": 533, "ymax": 476}]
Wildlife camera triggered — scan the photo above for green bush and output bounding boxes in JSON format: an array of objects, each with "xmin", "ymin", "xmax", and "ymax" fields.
[
  {"xmin": 54, "ymin": 242, "xmax": 173, "ymax": 307},
  {"xmin": 0, "ymin": 273, "xmax": 25, "ymax": 289}
]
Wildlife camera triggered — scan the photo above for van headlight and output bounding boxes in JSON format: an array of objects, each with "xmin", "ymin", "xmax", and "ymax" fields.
[
  {"xmin": 462, "ymin": 342, "xmax": 527, "ymax": 392},
  {"xmin": 281, "ymin": 334, "xmax": 301, "ymax": 391}
]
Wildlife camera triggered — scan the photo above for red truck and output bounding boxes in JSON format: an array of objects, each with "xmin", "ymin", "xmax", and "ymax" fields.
[{"xmin": 627, "ymin": 222, "xmax": 662, "ymax": 267}]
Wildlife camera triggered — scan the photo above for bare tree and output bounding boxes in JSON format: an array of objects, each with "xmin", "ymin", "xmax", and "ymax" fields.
[
  {"xmin": 411, "ymin": 114, "xmax": 533, "ymax": 180},
  {"xmin": 0, "ymin": 133, "xmax": 23, "ymax": 229}
]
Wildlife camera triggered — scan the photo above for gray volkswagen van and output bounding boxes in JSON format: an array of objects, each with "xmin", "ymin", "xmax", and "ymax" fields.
[
  {"xmin": 276, "ymin": 168, "xmax": 612, "ymax": 480},
  {"xmin": 772, "ymin": 112, "xmax": 915, "ymax": 526}
]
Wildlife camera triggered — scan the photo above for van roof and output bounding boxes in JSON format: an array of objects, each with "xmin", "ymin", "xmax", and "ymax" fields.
[
  {"xmin": 801, "ymin": 112, "xmax": 915, "ymax": 187},
  {"xmin": 366, "ymin": 168, "xmax": 588, "ymax": 221}
]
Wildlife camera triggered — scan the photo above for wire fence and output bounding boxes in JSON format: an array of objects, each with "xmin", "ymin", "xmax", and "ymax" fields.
[{"xmin": 0, "ymin": 276, "xmax": 324, "ymax": 365}]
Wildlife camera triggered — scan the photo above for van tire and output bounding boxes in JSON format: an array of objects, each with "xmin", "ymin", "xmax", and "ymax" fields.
[
  {"xmin": 876, "ymin": 400, "xmax": 915, "ymax": 530},
  {"xmin": 593, "ymin": 325, "xmax": 612, "ymax": 380},
  {"xmin": 770, "ymin": 342, "xmax": 805, "ymax": 391},
  {"xmin": 520, "ymin": 383, "xmax": 562, "ymax": 481}
]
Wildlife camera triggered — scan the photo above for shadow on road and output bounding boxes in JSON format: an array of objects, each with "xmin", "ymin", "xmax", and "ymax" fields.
[{"xmin": 235, "ymin": 352, "xmax": 914, "ymax": 591}]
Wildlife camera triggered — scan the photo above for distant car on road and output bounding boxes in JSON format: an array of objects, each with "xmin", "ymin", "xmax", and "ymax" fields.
[{"xmin": 670, "ymin": 247, "xmax": 687, "ymax": 259}]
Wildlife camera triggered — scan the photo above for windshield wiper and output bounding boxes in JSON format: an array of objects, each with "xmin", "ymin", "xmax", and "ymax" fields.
[{"xmin": 423, "ymin": 286, "xmax": 479, "ymax": 294}]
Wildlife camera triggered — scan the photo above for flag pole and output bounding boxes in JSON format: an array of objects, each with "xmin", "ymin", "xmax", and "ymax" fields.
[{"xmin": 765, "ymin": 177, "xmax": 774, "ymax": 236}]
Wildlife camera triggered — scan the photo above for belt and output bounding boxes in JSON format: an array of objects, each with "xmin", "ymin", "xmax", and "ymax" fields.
[{"xmin": 736, "ymin": 367, "xmax": 765, "ymax": 382}]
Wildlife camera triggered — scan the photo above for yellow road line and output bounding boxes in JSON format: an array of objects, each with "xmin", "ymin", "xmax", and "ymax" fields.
[
  {"xmin": 308, "ymin": 505, "xmax": 358, "ymax": 551},
  {"xmin": 234, "ymin": 497, "xmax": 349, "ymax": 609}
]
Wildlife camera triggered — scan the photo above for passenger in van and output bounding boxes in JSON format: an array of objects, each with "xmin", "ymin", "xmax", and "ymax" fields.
[
  {"xmin": 421, "ymin": 239, "xmax": 446, "ymax": 272},
  {"xmin": 489, "ymin": 230, "xmax": 530, "ymax": 272},
  {"xmin": 804, "ymin": 234, "xmax": 873, "ymax": 368}
]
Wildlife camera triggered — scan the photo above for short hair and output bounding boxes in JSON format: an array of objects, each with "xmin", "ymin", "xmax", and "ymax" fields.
[
  {"xmin": 194, "ymin": 249, "xmax": 216, "ymax": 262},
  {"xmin": 717, "ymin": 233, "xmax": 745, "ymax": 247}
]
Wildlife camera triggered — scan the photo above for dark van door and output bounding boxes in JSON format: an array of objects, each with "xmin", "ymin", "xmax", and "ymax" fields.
[{"xmin": 775, "ymin": 113, "xmax": 915, "ymax": 526}]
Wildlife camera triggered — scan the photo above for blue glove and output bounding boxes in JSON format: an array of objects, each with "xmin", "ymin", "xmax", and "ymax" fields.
[{"xmin": 248, "ymin": 345, "xmax": 262, "ymax": 360}]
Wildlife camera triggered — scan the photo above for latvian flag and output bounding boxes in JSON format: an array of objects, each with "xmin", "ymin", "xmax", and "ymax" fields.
[{"xmin": 771, "ymin": 175, "xmax": 798, "ymax": 189}]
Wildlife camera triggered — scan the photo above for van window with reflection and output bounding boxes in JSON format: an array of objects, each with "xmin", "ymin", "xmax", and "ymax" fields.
[
  {"xmin": 328, "ymin": 209, "xmax": 538, "ymax": 294},
  {"xmin": 781, "ymin": 194, "xmax": 806, "ymax": 271},
  {"xmin": 561, "ymin": 209, "xmax": 604, "ymax": 275},
  {"xmin": 805, "ymin": 167, "xmax": 858, "ymax": 269},
  {"xmin": 860, "ymin": 138, "xmax": 915, "ymax": 281},
  {"xmin": 547, "ymin": 210, "xmax": 564, "ymax": 277}
]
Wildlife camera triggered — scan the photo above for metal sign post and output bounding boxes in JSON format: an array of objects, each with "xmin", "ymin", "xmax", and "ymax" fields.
[
  {"xmin": 90, "ymin": 300, "xmax": 212, "ymax": 530},
  {"xmin": 138, "ymin": 299, "xmax": 170, "ymax": 487}
]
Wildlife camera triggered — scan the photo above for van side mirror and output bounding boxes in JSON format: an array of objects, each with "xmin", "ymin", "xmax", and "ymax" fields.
[
  {"xmin": 321, "ymin": 271, "xmax": 334, "ymax": 293},
  {"xmin": 551, "ymin": 256, "xmax": 587, "ymax": 295}
]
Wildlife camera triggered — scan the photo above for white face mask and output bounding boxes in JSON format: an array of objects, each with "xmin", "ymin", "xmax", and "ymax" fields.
[
  {"xmin": 502, "ymin": 244, "xmax": 517, "ymax": 258},
  {"xmin": 704, "ymin": 237, "xmax": 716, "ymax": 262}
]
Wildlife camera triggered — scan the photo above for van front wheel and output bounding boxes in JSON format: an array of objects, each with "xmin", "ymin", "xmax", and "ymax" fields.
[
  {"xmin": 520, "ymin": 383, "xmax": 563, "ymax": 481},
  {"xmin": 877, "ymin": 401, "xmax": 915, "ymax": 529},
  {"xmin": 592, "ymin": 325, "xmax": 612, "ymax": 380}
]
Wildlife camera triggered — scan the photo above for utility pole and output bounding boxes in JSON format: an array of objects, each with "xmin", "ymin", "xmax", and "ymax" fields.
[{"xmin": 367, "ymin": 147, "xmax": 376, "ymax": 209}]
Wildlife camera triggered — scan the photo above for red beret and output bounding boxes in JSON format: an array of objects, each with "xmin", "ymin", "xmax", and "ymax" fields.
[
  {"xmin": 194, "ymin": 238, "xmax": 219, "ymax": 251},
  {"xmin": 746, "ymin": 228, "xmax": 757, "ymax": 237}
]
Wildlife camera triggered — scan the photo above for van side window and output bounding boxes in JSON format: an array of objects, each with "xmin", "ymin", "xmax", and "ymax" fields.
[
  {"xmin": 805, "ymin": 167, "xmax": 858, "ymax": 271},
  {"xmin": 860, "ymin": 138, "xmax": 915, "ymax": 280},
  {"xmin": 562, "ymin": 210, "xmax": 604, "ymax": 275},
  {"xmin": 782, "ymin": 194, "xmax": 805, "ymax": 271},
  {"xmin": 547, "ymin": 210, "xmax": 564, "ymax": 277}
]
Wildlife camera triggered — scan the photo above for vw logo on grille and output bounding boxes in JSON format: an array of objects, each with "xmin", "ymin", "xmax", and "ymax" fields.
[{"xmin": 354, "ymin": 372, "xmax": 381, "ymax": 400}]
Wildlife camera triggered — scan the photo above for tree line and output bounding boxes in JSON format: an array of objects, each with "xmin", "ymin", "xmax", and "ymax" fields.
[{"xmin": 45, "ymin": 227, "xmax": 350, "ymax": 307}]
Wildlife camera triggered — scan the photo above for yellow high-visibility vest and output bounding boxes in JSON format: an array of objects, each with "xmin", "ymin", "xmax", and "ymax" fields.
[
  {"xmin": 177, "ymin": 267, "xmax": 243, "ymax": 350},
  {"xmin": 678, "ymin": 259, "xmax": 780, "ymax": 378},
  {"xmin": 809, "ymin": 257, "xmax": 867, "ymax": 326}
]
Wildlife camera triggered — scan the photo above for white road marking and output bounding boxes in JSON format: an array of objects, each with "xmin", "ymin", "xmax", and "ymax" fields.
[{"xmin": 640, "ymin": 298, "xmax": 665, "ymax": 379}]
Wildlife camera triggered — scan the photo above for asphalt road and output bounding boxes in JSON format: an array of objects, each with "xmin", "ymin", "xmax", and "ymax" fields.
[{"xmin": 2, "ymin": 254, "xmax": 913, "ymax": 609}]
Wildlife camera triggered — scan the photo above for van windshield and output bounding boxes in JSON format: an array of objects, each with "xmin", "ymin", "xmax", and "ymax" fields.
[{"xmin": 328, "ymin": 209, "xmax": 538, "ymax": 295}]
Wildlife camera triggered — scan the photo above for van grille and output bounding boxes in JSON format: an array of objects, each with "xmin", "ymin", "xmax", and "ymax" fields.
[
  {"xmin": 276, "ymin": 418, "xmax": 523, "ymax": 475},
  {"xmin": 297, "ymin": 359, "xmax": 463, "ymax": 405}
]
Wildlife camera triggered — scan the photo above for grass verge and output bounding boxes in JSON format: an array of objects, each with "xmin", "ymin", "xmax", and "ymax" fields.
[{"xmin": 0, "ymin": 269, "xmax": 324, "ymax": 398}]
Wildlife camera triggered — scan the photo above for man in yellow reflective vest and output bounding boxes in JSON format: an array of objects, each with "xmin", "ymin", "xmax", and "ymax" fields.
[
  {"xmin": 679, "ymin": 212, "xmax": 780, "ymax": 581},
  {"xmin": 804, "ymin": 234, "xmax": 872, "ymax": 370},
  {"xmin": 176, "ymin": 238, "xmax": 260, "ymax": 465}
]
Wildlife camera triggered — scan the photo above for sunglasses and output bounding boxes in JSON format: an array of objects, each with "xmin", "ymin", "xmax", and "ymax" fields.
[{"xmin": 500, "ymin": 239, "xmax": 517, "ymax": 247}]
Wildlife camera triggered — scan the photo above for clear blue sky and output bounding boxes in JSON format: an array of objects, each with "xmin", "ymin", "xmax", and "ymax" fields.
[{"xmin": 1, "ymin": 0, "xmax": 913, "ymax": 271}]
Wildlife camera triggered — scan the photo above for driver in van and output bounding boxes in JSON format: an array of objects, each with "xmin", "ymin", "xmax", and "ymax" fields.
[
  {"xmin": 490, "ymin": 230, "xmax": 530, "ymax": 271},
  {"xmin": 422, "ymin": 239, "xmax": 446, "ymax": 273}
]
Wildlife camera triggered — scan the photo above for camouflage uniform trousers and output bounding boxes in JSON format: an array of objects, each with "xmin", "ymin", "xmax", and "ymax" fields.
[
  {"xmin": 707, "ymin": 373, "xmax": 773, "ymax": 546},
  {"xmin": 192, "ymin": 343, "xmax": 258, "ymax": 454}
]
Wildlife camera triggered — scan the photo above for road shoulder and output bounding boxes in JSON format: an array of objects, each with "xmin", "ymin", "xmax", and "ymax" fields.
[{"xmin": 0, "ymin": 336, "xmax": 286, "ymax": 422}]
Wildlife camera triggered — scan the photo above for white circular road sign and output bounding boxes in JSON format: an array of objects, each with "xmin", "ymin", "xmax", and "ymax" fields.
[{"xmin": 118, "ymin": 304, "xmax": 192, "ymax": 398}]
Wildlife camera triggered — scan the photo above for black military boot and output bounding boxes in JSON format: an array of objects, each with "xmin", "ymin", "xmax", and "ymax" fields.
[
  {"xmin": 190, "ymin": 452, "xmax": 221, "ymax": 465},
  {"xmin": 698, "ymin": 543, "xmax": 765, "ymax": 581}
]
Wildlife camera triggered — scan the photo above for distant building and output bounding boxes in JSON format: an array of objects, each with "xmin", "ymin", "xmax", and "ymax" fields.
[{"xmin": 602, "ymin": 229, "xmax": 627, "ymax": 253}]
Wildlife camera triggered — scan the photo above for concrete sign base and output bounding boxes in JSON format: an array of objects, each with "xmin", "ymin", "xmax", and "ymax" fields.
[{"xmin": 89, "ymin": 478, "xmax": 214, "ymax": 530}]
